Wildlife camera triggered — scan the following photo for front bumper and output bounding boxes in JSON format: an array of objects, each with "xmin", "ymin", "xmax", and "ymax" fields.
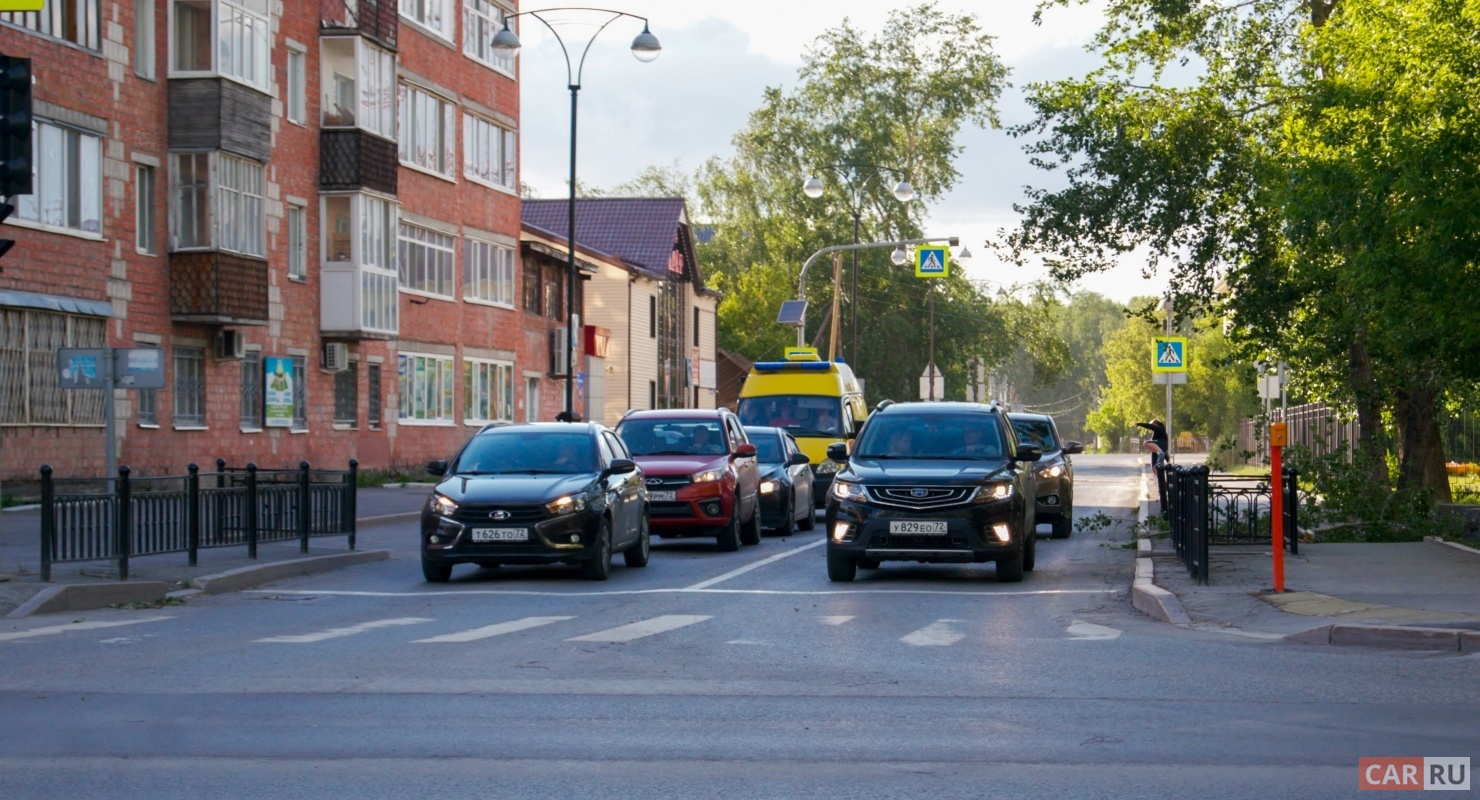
[
  {"xmin": 758, "ymin": 484, "xmax": 791, "ymax": 527},
  {"xmin": 825, "ymin": 496, "xmax": 1019, "ymax": 563},
  {"xmin": 646, "ymin": 479, "xmax": 733, "ymax": 533},
  {"xmin": 1035, "ymin": 474, "xmax": 1068, "ymax": 518},
  {"xmin": 420, "ymin": 509, "xmax": 597, "ymax": 565}
]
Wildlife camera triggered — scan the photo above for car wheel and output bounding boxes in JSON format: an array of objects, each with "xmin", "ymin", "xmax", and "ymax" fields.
[
  {"xmin": 798, "ymin": 501, "xmax": 816, "ymax": 531},
  {"xmin": 623, "ymin": 513, "xmax": 651, "ymax": 568},
  {"xmin": 857, "ymin": 558, "xmax": 881, "ymax": 570},
  {"xmin": 826, "ymin": 550, "xmax": 857, "ymax": 582},
  {"xmin": 581, "ymin": 518, "xmax": 613, "ymax": 581},
  {"xmin": 996, "ymin": 543, "xmax": 1025, "ymax": 583},
  {"xmin": 777, "ymin": 495, "xmax": 795, "ymax": 537},
  {"xmin": 1051, "ymin": 504, "xmax": 1073, "ymax": 539},
  {"xmin": 716, "ymin": 506, "xmax": 742, "ymax": 552},
  {"xmin": 1023, "ymin": 529, "xmax": 1037, "ymax": 572},
  {"xmin": 740, "ymin": 502, "xmax": 763, "ymax": 546},
  {"xmin": 421, "ymin": 555, "xmax": 453, "ymax": 583}
]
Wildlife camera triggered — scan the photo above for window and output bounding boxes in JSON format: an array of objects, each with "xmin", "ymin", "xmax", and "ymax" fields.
[
  {"xmin": 218, "ymin": 154, "xmax": 264, "ymax": 256},
  {"xmin": 398, "ymin": 83, "xmax": 455, "ymax": 178},
  {"xmin": 522, "ymin": 256, "xmax": 541, "ymax": 314},
  {"xmin": 0, "ymin": 308, "xmax": 106, "ymax": 426},
  {"xmin": 320, "ymin": 37, "xmax": 395, "ymax": 138},
  {"xmin": 464, "ymin": 359, "xmax": 514, "ymax": 423},
  {"xmin": 135, "ymin": 0, "xmax": 156, "ymax": 78},
  {"xmin": 291, "ymin": 355, "xmax": 307, "ymax": 430},
  {"xmin": 239, "ymin": 351, "xmax": 261, "ymax": 429},
  {"xmin": 0, "ymin": 0, "xmax": 102, "ymax": 51},
  {"xmin": 287, "ymin": 204, "xmax": 307, "ymax": 280},
  {"xmin": 465, "ymin": 1, "xmax": 515, "ymax": 72},
  {"xmin": 398, "ymin": 353, "xmax": 454, "ymax": 423},
  {"xmin": 136, "ymin": 345, "xmax": 159, "ymax": 426},
  {"xmin": 169, "ymin": 0, "xmax": 268, "ymax": 89},
  {"xmin": 400, "ymin": 0, "xmax": 451, "ymax": 39},
  {"xmin": 463, "ymin": 114, "xmax": 516, "ymax": 190},
  {"xmin": 465, "ymin": 239, "xmax": 515, "ymax": 306},
  {"xmin": 323, "ymin": 192, "xmax": 399, "ymax": 334},
  {"xmin": 169, "ymin": 152, "xmax": 265, "ymax": 256},
  {"xmin": 172, "ymin": 152, "xmax": 209, "ymax": 248},
  {"xmin": 367, "ymin": 363, "xmax": 382, "ymax": 428},
  {"xmin": 172, "ymin": 0, "xmax": 210, "ymax": 70},
  {"xmin": 136, "ymin": 165, "xmax": 157, "ymax": 254},
  {"xmin": 286, "ymin": 48, "xmax": 306, "ymax": 124},
  {"xmin": 543, "ymin": 266, "xmax": 561, "ymax": 319},
  {"xmin": 334, "ymin": 362, "xmax": 358, "ymax": 427},
  {"xmin": 649, "ymin": 380, "xmax": 656, "ymax": 410},
  {"xmin": 14, "ymin": 121, "xmax": 102, "ymax": 236},
  {"xmin": 693, "ymin": 307, "xmax": 700, "ymax": 347},
  {"xmin": 525, "ymin": 376, "xmax": 540, "ymax": 423},
  {"xmin": 649, "ymin": 295, "xmax": 657, "ymax": 338},
  {"xmin": 173, "ymin": 346, "xmax": 206, "ymax": 427},
  {"xmin": 398, "ymin": 222, "xmax": 455, "ymax": 297}
]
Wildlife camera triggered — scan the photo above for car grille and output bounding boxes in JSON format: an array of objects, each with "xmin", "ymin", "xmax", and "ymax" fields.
[
  {"xmin": 644, "ymin": 476, "xmax": 692, "ymax": 491},
  {"xmin": 453, "ymin": 504, "xmax": 546, "ymax": 523},
  {"xmin": 649, "ymin": 502, "xmax": 692, "ymax": 518},
  {"xmin": 865, "ymin": 486, "xmax": 976, "ymax": 510}
]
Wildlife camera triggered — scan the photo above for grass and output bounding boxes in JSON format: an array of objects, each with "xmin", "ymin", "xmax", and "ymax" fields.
[{"xmin": 356, "ymin": 467, "xmax": 429, "ymax": 489}]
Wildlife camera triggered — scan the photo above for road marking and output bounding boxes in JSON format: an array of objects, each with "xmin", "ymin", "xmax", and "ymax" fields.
[
  {"xmin": 567, "ymin": 615, "xmax": 712, "ymax": 643},
  {"xmin": 413, "ymin": 616, "xmax": 574, "ymax": 643},
  {"xmin": 818, "ymin": 615, "xmax": 855, "ymax": 625},
  {"xmin": 247, "ymin": 588, "xmax": 1115, "ymax": 599},
  {"xmin": 0, "ymin": 617, "xmax": 172, "ymax": 643},
  {"xmin": 256, "ymin": 617, "xmax": 432, "ymax": 644},
  {"xmin": 1066, "ymin": 620, "xmax": 1122, "ymax": 640},
  {"xmin": 726, "ymin": 639, "xmax": 770, "ymax": 645},
  {"xmin": 682, "ymin": 539, "xmax": 827, "ymax": 590},
  {"xmin": 901, "ymin": 619, "xmax": 965, "ymax": 646}
]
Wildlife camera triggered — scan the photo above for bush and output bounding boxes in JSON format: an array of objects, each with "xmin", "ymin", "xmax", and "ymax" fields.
[{"xmin": 1285, "ymin": 444, "xmax": 1462, "ymax": 542}]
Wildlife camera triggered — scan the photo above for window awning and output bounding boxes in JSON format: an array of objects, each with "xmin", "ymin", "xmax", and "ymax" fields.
[{"xmin": 0, "ymin": 289, "xmax": 114, "ymax": 318}]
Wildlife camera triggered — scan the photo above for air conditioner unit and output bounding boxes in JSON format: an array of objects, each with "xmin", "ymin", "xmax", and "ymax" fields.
[
  {"xmin": 549, "ymin": 328, "xmax": 570, "ymax": 376},
  {"xmin": 321, "ymin": 342, "xmax": 349, "ymax": 372},
  {"xmin": 215, "ymin": 329, "xmax": 245, "ymax": 360}
]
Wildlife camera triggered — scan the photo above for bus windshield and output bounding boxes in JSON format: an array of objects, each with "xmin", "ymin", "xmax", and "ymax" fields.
[{"xmin": 737, "ymin": 395, "xmax": 843, "ymax": 438}]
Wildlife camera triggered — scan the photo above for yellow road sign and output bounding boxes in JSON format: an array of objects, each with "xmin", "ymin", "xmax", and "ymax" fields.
[{"xmin": 1152, "ymin": 337, "xmax": 1188, "ymax": 373}]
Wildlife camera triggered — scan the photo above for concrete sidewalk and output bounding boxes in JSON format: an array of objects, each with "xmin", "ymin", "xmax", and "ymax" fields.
[{"xmin": 0, "ymin": 486, "xmax": 429, "ymax": 616}]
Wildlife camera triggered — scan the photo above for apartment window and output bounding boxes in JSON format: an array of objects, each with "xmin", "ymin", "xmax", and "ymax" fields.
[
  {"xmin": 172, "ymin": 152, "xmax": 209, "ymax": 248},
  {"xmin": 334, "ymin": 362, "xmax": 358, "ymax": 427},
  {"xmin": 398, "ymin": 222, "xmax": 455, "ymax": 297},
  {"xmin": 367, "ymin": 363, "xmax": 382, "ymax": 428},
  {"xmin": 465, "ymin": 1, "xmax": 515, "ymax": 73},
  {"xmin": 649, "ymin": 295, "xmax": 657, "ymax": 338},
  {"xmin": 169, "ymin": 152, "xmax": 265, "ymax": 256},
  {"xmin": 169, "ymin": 0, "xmax": 269, "ymax": 90},
  {"xmin": 0, "ymin": 308, "xmax": 106, "ymax": 426},
  {"xmin": 398, "ymin": 83, "xmax": 454, "ymax": 178},
  {"xmin": 286, "ymin": 48, "xmax": 306, "ymax": 124},
  {"xmin": 0, "ymin": 0, "xmax": 102, "ymax": 51},
  {"xmin": 287, "ymin": 204, "xmax": 307, "ymax": 280},
  {"xmin": 239, "ymin": 350, "xmax": 261, "ymax": 429},
  {"xmin": 522, "ymin": 256, "xmax": 541, "ymax": 314},
  {"xmin": 463, "ymin": 114, "xmax": 516, "ymax": 190},
  {"xmin": 543, "ymin": 267, "xmax": 561, "ymax": 319},
  {"xmin": 323, "ymin": 192, "xmax": 399, "ymax": 334},
  {"xmin": 14, "ymin": 121, "xmax": 102, "ymax": 236},
  {"xmin": 136, "ymin": 165, "xmax": 157, "ymax": 254},
  {"xmin": 400, "ymin": 0, "xmax": 451, "ymax": 39},
  {"xmin": 135, "ymin": 0, "xmax": 156, "ymax": 78},
  {"xmin": 218, "ymin": 154, "xmax": 264, "ymax": 256},
  {"xmin": 525, "ymin": 376, "xmax": 540, "ymax": 423},
  {"xmin": 173, "ymin": 346, "xmax": 206, "ymax": 427},
  {"xmin": 134, "ymin": 344, "xmax": 159, "ymax": 426},
  {"xmin": 291, "ymin": 355, "xmax": 307, "ymax": 430},
  {"xmin": 398, "ymin": 353, "xmax": 454, "ymax": 423},
  {"xmin": 464, "ymin": 359, "xmax": 514, "ymax": 423},
  {"xmin": 465, "ymin": 239, "xmax": 515, "ymax": 306},
  {"xmin": 320, "ymin": 37, "xmax": 395, "ymax": 138},
  {"xmin": 693, "ymin": 307, "xmax": 700, "ymax": 347}
]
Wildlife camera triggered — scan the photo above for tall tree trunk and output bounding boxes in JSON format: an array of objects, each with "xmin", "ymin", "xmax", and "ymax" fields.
[
  {"xmin": 1346, "ymin": 334, "xmax": 1390, "ymax": 492},
  {"xmin": 1395, "ymin": 378, "xmax": 1453, "ymax": 503}
]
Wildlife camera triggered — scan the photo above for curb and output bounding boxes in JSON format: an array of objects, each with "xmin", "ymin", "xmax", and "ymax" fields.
[
  {"xmin": 357, "ymin": 511, "xmax": 421, "ymax": 526},
  {"xmin": 1132, "ymin": 557, "xmax": 1193, "ymax": 625},
  {"xmin": 1286, "ymin": 623, "xmax": 1480, "ymax": 652},
  {"xmin": 190, "ymin": 550, "xmax": 389, "ymax": 594},
  {"xmin": 6, "ymin": 581, "xmax": 170, "ymax": 618}
]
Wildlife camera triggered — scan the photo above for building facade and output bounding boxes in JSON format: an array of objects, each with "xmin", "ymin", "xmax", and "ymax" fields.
[{"xmin": 0, "ymin": 0, "xmax": 577, "ymax": 482}]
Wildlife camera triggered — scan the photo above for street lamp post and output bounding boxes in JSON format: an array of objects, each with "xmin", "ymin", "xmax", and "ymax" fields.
[
  {"xmin": 802, "ymin": 164, "xmax": 913, "ymax": 363},
  {"xmin": 792, "ymin": 235, "xmax": 958, "ymax": 348},
  {"xmin": 492, "ymin": 9, "xmax": 660, "ymax": 418},
  {"xmin": 898, "ymin": 245, "xmax": 969, "ymax": 401}
]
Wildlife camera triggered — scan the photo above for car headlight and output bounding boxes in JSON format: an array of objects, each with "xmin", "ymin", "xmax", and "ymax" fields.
[
  {"xmin": 430, "ymin": 493, "xmax": 459, "ymax": 517},
  {"xmin": 973, "ymin": 483, "xmax": 1014, "ymax": 503},
  {"xmin": 545, "ymin": 494, "xmax": 588, "ymax": 516},
  {"xmin": 691, "ymin": 467, "xmax": 726, "ymax": 484},
  {"xmin": 831, "ymin": 480, "xmax": 867, "ymax": 503},
  {"xmin": 759, "ymin": 479, "xmax": 779, "ymax": 494},
  {"xmin": 1040, "ymin": 464, "xmax": 1064, "ymax": 479},
  {"xmin": 815, "ymin": 460, "xmax": 841, "ymax": 476}
]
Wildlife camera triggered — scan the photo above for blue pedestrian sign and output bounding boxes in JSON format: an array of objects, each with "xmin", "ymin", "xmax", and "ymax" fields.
[
  {"xmin": 915, "ymin": 246, "xmax": 949, "ymax": 279},
  {"xmin": 1152, "ymin": 337, "xmax": 1188, "ymax": 373}
]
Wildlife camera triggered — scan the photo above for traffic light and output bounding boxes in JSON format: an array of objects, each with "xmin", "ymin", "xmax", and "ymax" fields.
[{"xmin": 0, "ymin": 55, "xmax": 33, "ymax": 199}]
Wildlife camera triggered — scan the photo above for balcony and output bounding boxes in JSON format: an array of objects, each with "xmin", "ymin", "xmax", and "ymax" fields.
[
  {"xmin": 167, "ymin": 79, "xmax": 272, "ymax": 164},
  {"xmin": 320, "ymin": 129, "xmax": 398, "ymax": 195},
  {"xmin": 320, "ymin": 0, "xmax": 398, "ymax": 49},
  {"xmin": 170, "ymin": 252, "xmax": 270, "ymax": 326}
]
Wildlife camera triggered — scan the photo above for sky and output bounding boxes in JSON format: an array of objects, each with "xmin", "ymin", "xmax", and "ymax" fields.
[{"xmin": 515, "ymin": 1, "xmax": 1166, "ymax": 304}]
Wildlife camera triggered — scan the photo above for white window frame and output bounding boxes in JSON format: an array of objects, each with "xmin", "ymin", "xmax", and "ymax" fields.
[
  {"xmin": 0, "ymin": 1, "xmax": 103, "ymax": 51},
  {"xmin": 398, "ymin": 82, "xmax": 456, "ymax": 179},
  {"xmin": 135, "ymin": 0, "xmax": 157, "ymax": 79},
  {"xmin": 168, "ymin": 151, "xmax": 265, "ymax": 256},
  {"xmin": 320, "ymin": 36, "xmax": 395, "ymax": 140},
  {"xmin": 287, "ymin": 202, "xmax": 307, "ymax": 280},
  {"xmin": 397, "ymin": 221, "xmax": 456, "ymax": 299},
  {"xmin": 136, "ymin": 164, "xmax": 157, "ymax": 254},
  {"xmin": 463, "ymin": 357, "xmax": 514, "ymax": 424},
  {"xmin": 12, "ymin": 120, "xmax": 103, "ymax": 239},
  {"xmin": 464, "ymin": 237, "xmax": 515, "ymax": 307},
  {"xmin": 464, "ymin": 0, "xmax": 516, "ymax": 76},
  {"xmin": 167, "ymin": 0, "xmax": 271, "ymax": 92},
  {"xmin": 321, "ymin": 191, "xmax": 400, "ymax": 335},
  {"xmin": 463, "ymin": 113, "xmax": 516, "ymax": 192},
  {"xmin": 398, "ymin": 352, "xmax": 455, "ymax": 425},
  {"xmin": 399, "ymin": 0, "xmax": 452, "ymax": 41},
  {"xmin": 286, "ymin": 46, "xmax": 307, "ymax": 125}
]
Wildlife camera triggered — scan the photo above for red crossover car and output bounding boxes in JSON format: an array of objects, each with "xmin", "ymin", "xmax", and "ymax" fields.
[{"xmin": 616, "ymin": 409, "xmax": 762, "ymax": 552}]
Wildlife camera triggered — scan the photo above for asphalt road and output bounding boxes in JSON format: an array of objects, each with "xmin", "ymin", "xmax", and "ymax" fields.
[{"xmin": 1, "ymin": 454, "xmax": 1475, "ymax": 799}]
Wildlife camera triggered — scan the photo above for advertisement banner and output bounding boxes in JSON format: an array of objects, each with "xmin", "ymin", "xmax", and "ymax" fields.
[{"xmin": 264, "ymin": 356, "xmax": 294, "ymax": 427}]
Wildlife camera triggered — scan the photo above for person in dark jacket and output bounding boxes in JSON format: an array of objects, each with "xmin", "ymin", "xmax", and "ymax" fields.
[{"xmin": 1136, "ymin": 419, "xmax": 1170, "ymax": 513}]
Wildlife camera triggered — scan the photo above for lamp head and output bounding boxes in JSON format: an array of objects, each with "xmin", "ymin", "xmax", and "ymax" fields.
[
  {"xmin": 802, "ymin": 176, "xmax": 825, "ymax": 199},
  {"xmin": 957, "ymin": 247, "xmax": 972, "ymax": 262},
  {"xmin": 890, "ymin": 247, "xmax": 909, "ymax": 267},
  {"xmin": 491, "ymin": 20, "xmax": 522, "ymax": 59},
  {"xmin": 891, "ymin": 180, "xmax": 915, "ymax": 203},
  {"xmin": 631, "ymin": 23, "xmax": 661, "ymax": 62}
]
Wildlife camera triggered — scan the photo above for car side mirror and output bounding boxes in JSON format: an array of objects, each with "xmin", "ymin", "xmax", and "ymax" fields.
[
  {"xmin": 608, "ymin": 458, "xmax": 638, "ymax": 475},
  {"xmin": 1063, "ymin": 440, "xmax": 1085, "ymax": 455},
  {"xmin": 1015, "ymin": 445, "xmax": 1043, "ymax": 463},
  {"xmin": 426, "ymin": 459, "xmax": 448, "ymax": 477},
  {"xmin": 788, "ymin": 452, "xmax": 811, "ymax": 467},
  {"xmin": 733, "ymin": 443, "xmax": 757, "ymax": 459},
  {"xmin": 826, "ymin": 442, "xmax": 849, "ymax": 462}
]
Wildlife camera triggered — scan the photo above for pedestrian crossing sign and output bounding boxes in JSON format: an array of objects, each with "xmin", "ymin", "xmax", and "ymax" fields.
[
  {"xmin": 1152, "ymin": 337, "xmax": 1188, "ymax": 373},
  {"xmin": 915, "ymin": 246, "xmax": 949, "ymax": 278}
]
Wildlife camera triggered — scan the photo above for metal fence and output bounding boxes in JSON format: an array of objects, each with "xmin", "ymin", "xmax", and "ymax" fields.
[
  {"xmin": 1162, "ymin": 464, "xmax": 1299, "ymax": 585},
  {"xmin": 1238, "ymin": 402, "xmax": 1478, "ymax": 464},
  {"xmin": 39, "ymin": 460, "xmax": 358, "ymax": 581}
]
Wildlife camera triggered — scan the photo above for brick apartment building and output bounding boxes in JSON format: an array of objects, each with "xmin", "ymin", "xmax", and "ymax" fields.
[{"xmin": 0, "ymin": 0, "xmax": 579, "ymax": 482}]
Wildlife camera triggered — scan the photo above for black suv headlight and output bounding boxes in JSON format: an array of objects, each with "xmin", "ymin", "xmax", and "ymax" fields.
[
  {"xmin": 430, "ymin": 493, "xmax": 459, "ymax": 517},
  {"xmin": 972, "ymin": 483, "xmax": 1014, "ymax": 503},
  {"xmin": 831, "ymin": 480, "xmax": 867, "ymax": 503},
  {"xmin": 545, "ymin": 493, "xmax": 589, "ymax": 517},
  {"xmin": 1038, "ymin": 464, "xmax": 1065, "ymax": 479}
]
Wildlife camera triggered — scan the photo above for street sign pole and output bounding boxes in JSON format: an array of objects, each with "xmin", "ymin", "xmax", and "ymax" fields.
[
  {"xmin": 1164, "ymin": 297, "xmax": 1174, "ymax": 464},
  {"xmin": 103, "ymin": 353, "xmax": 116, "ymax": 495}
]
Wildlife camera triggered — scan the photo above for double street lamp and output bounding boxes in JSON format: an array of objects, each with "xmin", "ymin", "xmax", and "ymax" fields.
[{"xmin": 491, "ymin": 9, "xmax": 661, "ymax": 418}]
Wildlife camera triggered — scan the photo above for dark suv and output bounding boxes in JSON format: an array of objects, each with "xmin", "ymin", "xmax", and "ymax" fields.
[
  {"xmin": 1008, "ymin": 412, "xmax": 1084, "ymax": 538},
  {"xmin": 823, "ymin": 402, "xmax": 1041, "ymax": 582}
]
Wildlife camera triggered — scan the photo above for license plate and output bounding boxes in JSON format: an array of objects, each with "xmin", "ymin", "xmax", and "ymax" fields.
[
  {"xmin": 471, "ymin": 528, "xmax": 528, "ymax": 542},
  {"xmin": 648, "ymin": 491, "xmax": 676, "ymax": 502},
  {"xmin": 889, "ymin": 520, "xmax": 947, "ymax": 535}
]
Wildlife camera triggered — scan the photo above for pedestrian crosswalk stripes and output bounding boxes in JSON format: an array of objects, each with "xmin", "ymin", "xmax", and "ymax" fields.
[
  {"xmin": 0, "ymin": 616, "xmax": 173, "ymax": 642},
  {"xmin": 901, "ymin": 619, "xmax": 966, "ymax": 646},
  {"xmin": 566, "ymin": 614, "xmax": 713, "ymax": 643},
  {"xmin": 413, "ymin": 616, "xmax": 575, "ymax": 643},
  {"xmin": 255, "ymin": 617, "xmax": 432, "ymax": 644},
  {"xmin": 818, "ymin": 616, "xmax": 855, "ymax": 626}
]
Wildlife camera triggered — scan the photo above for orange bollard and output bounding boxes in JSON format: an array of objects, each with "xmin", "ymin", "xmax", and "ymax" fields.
[{"xmin": 1269, "ymin": 422, "xmax": 1287, "ymax": 593}]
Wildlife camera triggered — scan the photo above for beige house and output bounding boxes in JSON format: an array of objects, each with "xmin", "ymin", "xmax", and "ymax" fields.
[{"xmin": 522, "ymin": 199, "xmax": 720, "ymax": 426}]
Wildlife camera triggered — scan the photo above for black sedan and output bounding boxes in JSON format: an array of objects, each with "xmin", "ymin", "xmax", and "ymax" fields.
[
  {"xmin": 421, "ymin": 422, "xmax": 649, "ymax": 582},
  {"xmin": 744, "ymin": 426, "xmax": 817, "ymax": 535},
  {"xmin": 1008, "ymin": 412, "xmax": 1084, "ymax": 538}
]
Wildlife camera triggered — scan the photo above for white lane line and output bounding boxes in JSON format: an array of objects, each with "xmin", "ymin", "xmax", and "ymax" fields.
[
  {"xmin": 0, "ymin": 617, "xmax": 173, "ymax": 643},
  {"xmin": 567, "ymin": 614, "xmax": 712, "ymax": 643},
  {"xmin": 818, "ymin": 615, "xmax": 855, "ymax": 626},
  {"xmin": 682, "ymin": 539, "xmax": 827, "ymax": 591},
  {"xmin": 413, "ymin": 616, "xmax": 574, "ymax": 643},
  {"xmin": 1066, "ymin": 620, "xmax": 1122, "ymax": 641},
  {"xmin": 256, "ymin": 617, "xmax": 432, "ymax": 644},
  {"xmin": 247, "ymin": 588, "xmax": 1115, "ymax": 599},
  {"xmin": 901, "ymin": 619, "xmax": 965, "ymax": 647}
]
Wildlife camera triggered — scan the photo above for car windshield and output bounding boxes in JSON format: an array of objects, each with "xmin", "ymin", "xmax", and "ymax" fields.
[
  {"xmin": 1011, "ymin": 419, "xmax": 1059, "ymax": 452},
  {"xmin": 617, "ymin": 419, "xmax": 728, "ymax": 456},
  {"xmin": 454, "ymin": 431, "xmax": 596, "ymax": 475},
  {"xmin": 749, "ymin": 434, "xmax": 784, "ymax": 463},
  {"xmin": 737, "ymin": 394, "xmax": 843, "ymax": 437},
  {"xmin": 855, "ymin": 413, "xmax": 1006, "ymax": 460}
]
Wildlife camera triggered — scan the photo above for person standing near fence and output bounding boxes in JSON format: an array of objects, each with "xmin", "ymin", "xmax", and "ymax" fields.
[{"xmin": 1136, "ymin": 419, "xmax": 1170, "ymax": 513}]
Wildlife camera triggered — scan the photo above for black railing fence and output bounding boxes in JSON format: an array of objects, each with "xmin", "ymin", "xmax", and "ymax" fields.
[
  {"xmin": 39, "ymin": 460, "xmax": 358, "ymax": 581},
  {"xmin": 1161, "ymin": 463, "xmax": 1298, "ymax": 585}
]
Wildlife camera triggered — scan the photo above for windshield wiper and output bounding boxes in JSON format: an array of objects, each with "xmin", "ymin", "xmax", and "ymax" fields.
[{"xmin": 855, "ymin": 454, "xmax": 896, "ymax": 459}]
